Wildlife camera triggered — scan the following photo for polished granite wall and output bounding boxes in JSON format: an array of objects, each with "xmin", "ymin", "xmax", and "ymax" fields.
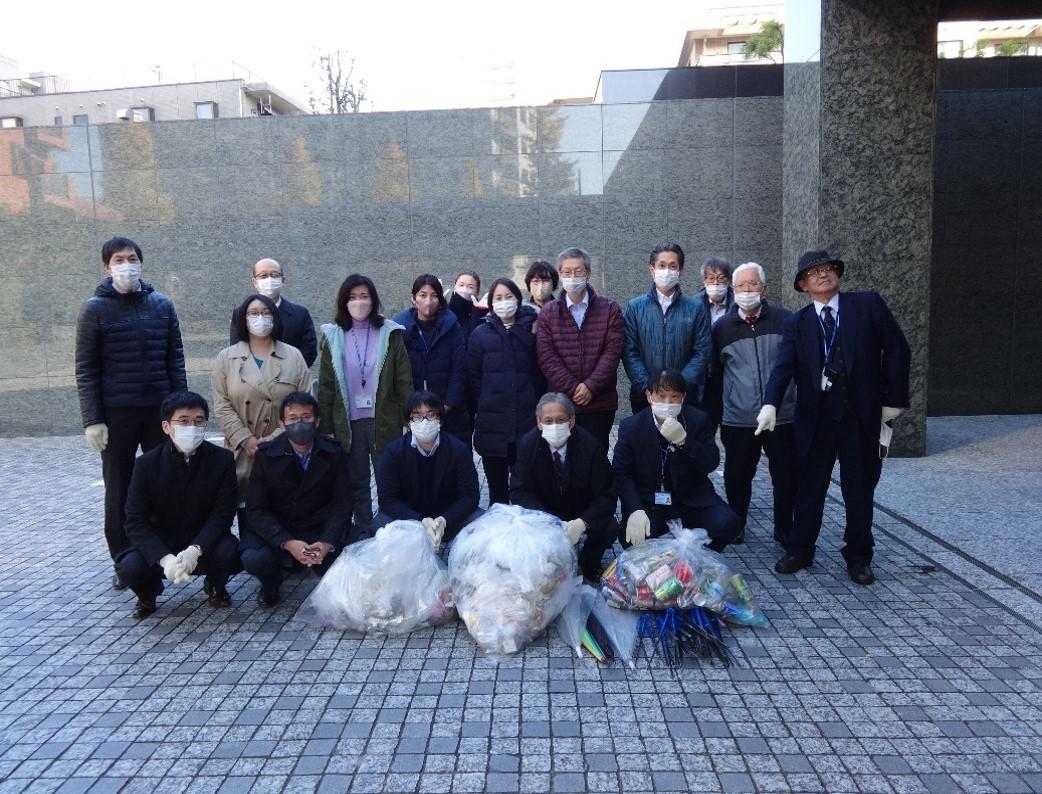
[
  {"xmin": 0, "ymin": 98, "xmax": 784, "ymax": 436},
  {"xmin": 782, "ymin": 0, "xmax": 938, "ymax": 456}
]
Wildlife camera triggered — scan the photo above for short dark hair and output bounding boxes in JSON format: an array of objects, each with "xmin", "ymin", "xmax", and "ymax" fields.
[
  {"xmin": 405, "ymin": 390, "xmax": 443, "ymax": 418},
  {"xmin": 101, "ymin": 236, "xmax": 142, "ymax": 266},
  {"xmin": 233, "ymin": 294, "xmax": 283, "ymax": 343},
  {"xmin": 161, "ymin": 390, "xmax": 209, "ymax": 422},
  {"xmin": 280, "ymin": 391, "xmax": 321, "ymax": 421},
  {"xmin": 488, "ymin": 277, "xmax": 523, "ymax": 305},
  {"xmin": 524, "ymin": 260, "xmax": 559, "ymax": 292},
  {"xmin": 702, "ymin": 256, "xmax": 732, "ymax": 280},
  {"xmin": 650, "ymin": 242, "xmax": 685, "ymax": 270},
  {"xmin": 335, "ymin": 274, "xmax": 384, "ymax": 331},
  {"xmin": 411, "ymin": 274, "xmax": 447, "ymax": 308},
  {"xmin": 646, "ymin": 368, "xmax": 688, "ymax": 395},
  {"xmin": 454, "ymin": 270, "xmax": 481, "ymax": 291}
]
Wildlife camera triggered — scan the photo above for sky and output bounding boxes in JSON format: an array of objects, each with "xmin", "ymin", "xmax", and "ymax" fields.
[{"xmin": 2, "ymin": 0, "xmax": 773, "ymax": 111}]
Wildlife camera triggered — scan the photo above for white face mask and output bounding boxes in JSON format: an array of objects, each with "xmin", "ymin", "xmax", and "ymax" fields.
[
  {"xmin": 455, "ymin": 285, "xmax": 476, "ymax": 300},
  {"xmin": 492, "ymin": 298, "xmax": 517, "ymax": 320},
  {"xmin": 255, "ymin": 276, "xmax": 283, "ymax": 300},
  {"xmin": 247, "ymin": 315, "xmax": 274, "ymax": 337},
  {"xmin": 734, "ymin": 291, "xmax": 762, "ymax": 311},
  {"xmin": 653, "ymin": 269, "xmax": 680, "ymax": 291},
  {"xmin": 410, "ymin": 417, "xmax": 441, "ymax": 444},
  {"xmin": 560, "ymin": 276, "xmax": 587, "ymax": 295},
  {"xmin": 705, "ymin": 283, "xmax": 729, "ymax": 302},
  {"xmin": 650, "ymin": 401, "xmax": 682, "ymax": 421},
  {"xmin": 348, "ymin": 300, "xmax": 372, "ymax": 322},
  {"xmin": 171, "ymin": 425, "xmax": 206, "ymax": 455},
  {"xmin": 110, "ymin": 263, "xmax": 141, "ymax": 294},
  {"xmin": 540, "ymin": 422, "xmax": 571, "ymax": 450}
]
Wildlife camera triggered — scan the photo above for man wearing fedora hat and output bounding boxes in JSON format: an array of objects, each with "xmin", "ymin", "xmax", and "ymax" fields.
[{"xmin": 754, "ymin": 250, "xmax": 910, "ymax": 585}]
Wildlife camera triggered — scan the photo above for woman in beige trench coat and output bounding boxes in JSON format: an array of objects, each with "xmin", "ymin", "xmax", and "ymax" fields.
[{"xmin": 212, "ymin": 294, "xmax": 312, "ymax": 497}]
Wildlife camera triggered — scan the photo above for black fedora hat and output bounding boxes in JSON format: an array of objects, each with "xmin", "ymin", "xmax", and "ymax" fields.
[{"xmin": 794, "ymin": 249, "xmax": 844, "ymax": 292}]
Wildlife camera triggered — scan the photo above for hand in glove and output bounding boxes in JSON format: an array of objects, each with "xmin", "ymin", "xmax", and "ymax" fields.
[
  {"xmin": 881, "ymin": 406, "xmax": 903, "ymax": 422},
  {"xmin": 658, "ymin": 417, "xmax": 687, "ymax": 445},
  {"xmin": 625, "ymin": 510, "xmax": 651, "ymax": 546},
  {"xmin": 159, "ymin": 553, "xmax": 190, "ymax": 584},
  {"xmin": 754, "ymin": 404, "xmax": 777, "ymax": 436},
  {"xmin": 176, "ymin": 545, "xmax": 202, "ymax": 576},
  {"xmin": 564, "ymin": 518, "xmax": 586, "ymax": 545},
  {"xmin": 422, "ymin": 516, "xmax": 446, "ymax": 552},
  {"xmin": 85, "ymin": 423, "xmax": 109, "ymax": 452}
]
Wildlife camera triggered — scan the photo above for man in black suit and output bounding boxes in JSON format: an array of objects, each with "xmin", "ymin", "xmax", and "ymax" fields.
[
  {"xmin": 119, "ymin": 391, "xmax": 239, "ymax": 619},
  {"xmin": 372, "ymin": 391, "xmax": 481, "ymax": 550},
  {"xmin": 613, "ymin": 369, "xmax": 741, "ymax": 550},
  {"xmin": 230, "ymin": 258, "xmax": 317, "ymax": 366},
  {"xmin": 757, "ymin": 250, "xmax": 911, "ymax": 585},
  {"xmin": 242, "ymin": 391, "xmax": 355, "ymax": 606},
  {"xmin": 510, "ymin": 392, "xmax": 618, "ymax": 581}
]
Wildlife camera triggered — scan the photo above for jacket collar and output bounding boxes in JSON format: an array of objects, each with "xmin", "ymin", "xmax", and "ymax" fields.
[
  {"xmin": 95, "ymin": 278, "xmax": 156, "ymax": 298},
  {"xmin": 645, "ymin": 283, "xmax": 684, "ymax": 302}
]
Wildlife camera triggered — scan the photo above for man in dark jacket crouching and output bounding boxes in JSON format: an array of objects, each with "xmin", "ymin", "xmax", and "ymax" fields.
[{"xmin": 119, "ymin": 391, "xmax": 239, "ymax": 619}]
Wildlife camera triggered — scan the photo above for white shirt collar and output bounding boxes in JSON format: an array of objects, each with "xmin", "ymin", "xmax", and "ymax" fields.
[
  {"xmin": 566, "ymin": 290, "xmax": 589, "ymax": 310},
  {"xmin": 656, "ymin": 288, "xmax": 676, "ymax": 312},
  {"xmin": 738, "ymin": 306, "xmax": 761, "ymax": 321},
  {"xmin": 813, "ymin": 294, "xmax": 840, "ymax": 317},
  {"xmin": 410, "ymin": 433, "xmax": 440, "ymax": 457}
]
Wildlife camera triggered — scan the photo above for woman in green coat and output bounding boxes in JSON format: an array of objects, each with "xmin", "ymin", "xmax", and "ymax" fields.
[{"xmin": 318, "ymin": 274, "xmax": 413, "ymax": 529}]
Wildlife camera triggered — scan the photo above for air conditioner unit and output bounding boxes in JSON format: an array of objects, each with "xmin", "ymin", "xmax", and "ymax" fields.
[{"xmin": 116, "ymin": 108, "xmax": 130, "ymax": 120}]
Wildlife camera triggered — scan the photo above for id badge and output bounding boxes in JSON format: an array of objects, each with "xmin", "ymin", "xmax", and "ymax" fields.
[
  {"xmin": 820, "ymin": 370, "xmax": 832, "ymax": 392},
  {"xmin": 354, "ymin": 395, "xmax": 374, "ymax": 409},
  {"xmin": 654, "ymin": 491, "xmax": 672, "ymax": 506}
]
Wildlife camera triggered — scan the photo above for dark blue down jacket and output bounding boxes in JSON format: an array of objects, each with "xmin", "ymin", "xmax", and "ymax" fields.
[{"xmin": 75, "ymin": 278, "xmax": 187, "ymax": 427}]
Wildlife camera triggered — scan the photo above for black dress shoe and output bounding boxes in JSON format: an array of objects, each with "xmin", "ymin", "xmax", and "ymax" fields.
[
  {"xmin": 847, "ymin": 563, "xmax": 875, "ymax": 586},
  {"xmin": 132, "ymin": 599, "xmax": 157, "ymax": 619},
  {"xmin": 257, "ymin": 589, "xmax": 280, "ymax": 608},
  {"xmin": 774, "ymin": 554, "xmax": 813, "ymax": 574},
  {"xmin": 204, "ymin": 578, "xmax": 231, "ymax": 608},
  {"xmin": 773, "ymin": 533, "xmax": 789, "ymax": 546},
  {"xmin": 112, "ymin": 573, "xmax": 127, "ymax": 591}
]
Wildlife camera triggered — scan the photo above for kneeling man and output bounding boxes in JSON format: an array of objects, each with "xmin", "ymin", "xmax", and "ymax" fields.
[
  {"xmin": 119, "ymin": 391, "xmax": 239, "ymax": 619},
  {"xmin": 510, "ymin": 392, "xmax": 618, "ymax": 581}
]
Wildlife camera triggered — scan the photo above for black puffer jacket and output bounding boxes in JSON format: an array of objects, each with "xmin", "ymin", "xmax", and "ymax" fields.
[
  {"xmin": 75, "ymin": 278, "xmax": 187, "ymax": 427},
  {"xmin": 465, "ymin": 306, "xmax": 545, "ymax": 458}
]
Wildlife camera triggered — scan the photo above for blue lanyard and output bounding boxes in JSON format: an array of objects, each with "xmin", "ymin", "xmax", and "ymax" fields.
[
  {"xmin": 659, "ymin": 443, "xmax": 670, "ymax": 488},
  {"xmin": 818, "ymin": 309, "xmax": 839, "ymax": 363},
  {"xmin": 350, "ymin": 324, "xmax": 372, "ymax": 388}
]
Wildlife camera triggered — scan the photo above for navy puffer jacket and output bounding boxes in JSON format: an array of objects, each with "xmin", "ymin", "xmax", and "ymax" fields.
[
  {"xmin": 466, "ymin": 306, "xmax": 545, "ymax": 458},
  {"xmin": 393, "ymin": 306, "xmax": 471, "ymax": 441},
  {"xmin": 75, "ymin": 279, "xmax": 187, "ymax": 427}
]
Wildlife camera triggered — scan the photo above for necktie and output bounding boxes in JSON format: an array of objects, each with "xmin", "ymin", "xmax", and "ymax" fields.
[
  {"xmin": 553, "ymin": 451, "xmax": 564, "ymax": 476},
  {"xmin": 821, "ymin": 305, "xmax": 835, "ymax": 340}
]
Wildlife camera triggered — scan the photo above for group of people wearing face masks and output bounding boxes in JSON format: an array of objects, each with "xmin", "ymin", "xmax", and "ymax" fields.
[{"xmin": 77, "ymin": 233, "xmax": 909, "ymax": 619}]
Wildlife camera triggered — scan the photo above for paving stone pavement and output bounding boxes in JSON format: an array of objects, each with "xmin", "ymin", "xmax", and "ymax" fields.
[{"xmin": 2, "ymin": 435, "xmax": 1042, "ymax": 793}]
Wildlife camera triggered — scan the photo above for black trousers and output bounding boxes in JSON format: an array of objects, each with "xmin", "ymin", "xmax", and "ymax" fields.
[
  {"xmin": 720, "ymin": 423, "xmax": 797, "ymax": 542},
  {"xmin": 239, "ymin": 530, "xmax": 342, "ymax": 598},
  {"xmin": 620, "ymin": 501, "xmax": 742, "ymax": 550},
  {"xmin": 577, "ymin": 518, "xmax": 619, "ymax": 581},
  {"xmin": 115, "ymin": 533, "xmax": 240, "ymax": 602},
  {"xmin": 789, "ymin": 408, "xmax": 882, "ymax": 566},
  {"xmin": 481, "ymin": 444, "xmax": 517, "ymax": 506},
  {"xmin": 573, "ymin": 410, "xmax": 615, "ymax": 451},
  {"xmin": 101, "ymin": 406, "xmax": 165, "ymax": 561}
]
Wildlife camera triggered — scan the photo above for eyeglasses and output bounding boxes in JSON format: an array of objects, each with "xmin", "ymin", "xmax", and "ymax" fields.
[
  {"xmin": 558, "ymin": 269, "xmax": 587, "ymax": 278},
  {"xmin": 255, "ymin": 272, "xmax": 283, "ymax": 280},
  {"xmin": 704, "ymin": 274, "xmax": 730, "ymax": 285},
  {"xmin": 285, "ymin": 414, "xmax": 315, "ymax": 424},
  {"xmin": 804, "ymin": 264, "xmax": 836, "ymax": 278},
  {"xmin": 169, "ymin": 418, "xmax": 207, "ymax": 427},
  {"xmin": 540, "ymin": 417, "xmax": 571, "ymax": 425},
  {"xmin": 410, "ymin": 412, "xmax": 439, "ymax": 422},
  {"xmin": 246, "ymin": 310, "xmax": 274, "ymax": 318},
  {"xmin": 734, "ymin": 280, "xmax": 763, "ymax": 290}
]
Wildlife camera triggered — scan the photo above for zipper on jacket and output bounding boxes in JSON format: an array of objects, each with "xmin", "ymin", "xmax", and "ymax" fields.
[{"xmin": 750, "ymin": 319, "xmax": 765, "ymax": 403}]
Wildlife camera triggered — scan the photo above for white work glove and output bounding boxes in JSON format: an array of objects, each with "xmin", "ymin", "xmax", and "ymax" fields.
[
  {"xmin": 176, "ymin": 545, "xmax": 202, "ymax": 577},
  {"xmin": 658, "ymin": 417, "xmax": 687, "ymax": 446},
  {"xmin": 85, "ymin": 423, "xmax": 109, "ymax": 452},
  {"xmin": 625, "ymin": 510, "xmax": 651, "ymax": 546},
  {"xmin": 881, "ymin": 406, "xmax": 903, "ymax": 422},
  {"xmin": 159, "ymin": 554, "xmax": 190, "ymax": 584},
  {"xmin": 754, "ymin": 405, "xmax": 777, "ymax": 435},
  {"xmin": 422, "ymin": 516, "xmax": 446, "ymax": 552},
  {"xmin": 564, "ymin": 518, "xmax": 586, "ymax": 545}
]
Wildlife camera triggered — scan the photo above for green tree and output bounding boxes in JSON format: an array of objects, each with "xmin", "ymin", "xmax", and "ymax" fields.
[
  {"xmin": 997, "ymin": 39, "xmax": 1030, "ymax": 57},
  {"xmin": 744, "ymin": 21, "xmax": 783, "ymax": 62}
]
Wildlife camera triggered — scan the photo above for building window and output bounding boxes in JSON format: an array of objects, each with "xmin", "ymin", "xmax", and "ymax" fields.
[
  {"xmin": 54, "ymin": 115, "xmax": 63, "ymax": 126},
  {"xmin": 938, "ymin": 40, "xmax": 963, "ymax": 58},
  {"xmin": 73, "ymin": 114, "xmax": 88, "ymax": 126},
  {"xmin": 727, "ymin": 41, "xmax": 747, "ymax": 56},
  {"xmin": 0, "ymin": 116, "xmax": 24, "ymax": 129},
  {"xmin": 130, "ymin": 106, "xmax": 154, "ymax": 122},
  {"xmin": 194, "ymin": 101, "xmax": 218, "ymax": 119}
]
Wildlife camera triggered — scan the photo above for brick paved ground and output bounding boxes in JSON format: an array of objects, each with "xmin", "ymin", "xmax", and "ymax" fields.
[{"xmin": 2, "ymin": 435, "xmax": 1042, "ymax": 793}]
